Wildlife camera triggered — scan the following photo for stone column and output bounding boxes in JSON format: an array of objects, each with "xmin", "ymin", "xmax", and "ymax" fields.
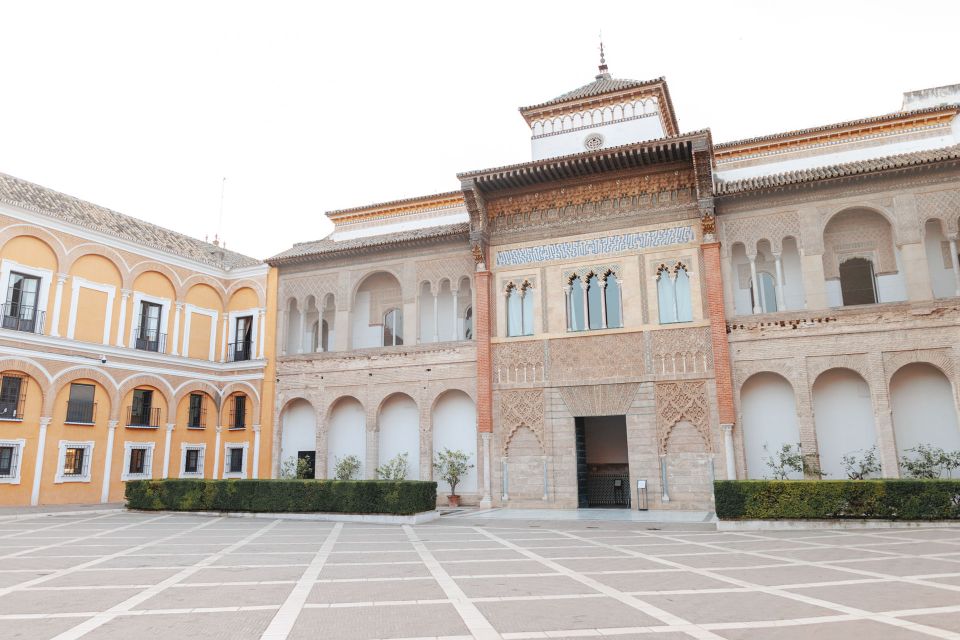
[
  {"xmin": 480, "ymin": 432, "xmax": 492, "ymax": 508},
  {"xmin": 949, "ymin": 236, "xmax": 960, "ymax": 297},
  {"xmin": 901, "ymin": 242, "xmax": 934, "ymax": 302},
  {"xmin": 315, "ymin": 406, "xmax": 328, "ymax": 480},
  {"xmin": 31, "ymin": 417, "xmax": 51, "ymax": 506},
  {"xmin": 563, "ymin": 284, "xmax": 572, "ymax": 331},
  {"xmin": 616, "ymin": 277, "xmax": 624, "ymax": 327},
  {"xmin": 702, "ymin": 241, "xmax": 736, "ymax": 429},
  {"xmin": 451, "ymin": 289, "xmax": 459, "ymax": 340},
  {"xmin": 212, "ymin": 426, "xmax": 222, "ymax": 479},
  {"xmin": 100, "ymin": 420, "xmax": 117, "ymax": 503},
  {"xmin": 599, "ymin": 280, "xmax": 608, "ymax": 329},
  {"xmin": 115, "ymin": 290, "xmax": 131, "ymax": 347},
  {"xmin": 50, "ymin": 274, "xmax": 68, "ymax": 337},
  {"xmin": 161, "ymin": 424, "xmax": 174, "ymax": 479},
  {"xmin": 748, "ymin": 254, "xmax": 761, "ymax": 314},
  {"xmin": 252, "ymin": 424, "xmax": 261, "ymax": 479},
  {"xmin": 773, "ymin": 253, "xmax": 786, "ymax": 311},
  {"xmin": 475, "ymin": 269, "xmax": 493, "ymax": 435},
  {"xmin": 659, "ymin": 454, "xmax": 669, "ymax": 502},
  {"xmin": 721, "ymin": 423, "xmax": 736, "ymax": 480},
  {"xmin": 170, "ymin": 303, "xmax": 183, "ymax": 356},
  {"xmin": 257, "ymin": 308, "xmax": 266, "ymax": 358},
  {"xmin": 580, "ymin": 277, "xmax": 589, "ymax": 326},
  {"xmin": 432, "ymin": 288, "xmax": 439, "ymax": 342}
]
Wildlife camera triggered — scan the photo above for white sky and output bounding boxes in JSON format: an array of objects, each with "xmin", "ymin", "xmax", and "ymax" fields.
[{"xmin": 1, "ymin": 0, "xmax": 957, "ymax": 261}]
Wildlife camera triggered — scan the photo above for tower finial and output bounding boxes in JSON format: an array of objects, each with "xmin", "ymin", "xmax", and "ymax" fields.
[{"xmin": 598, "ymin": 33, "xmax": 608, "ymax": 76}]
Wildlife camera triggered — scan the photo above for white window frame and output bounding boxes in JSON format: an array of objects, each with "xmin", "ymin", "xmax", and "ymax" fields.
[
  {"xmin": 0, "ymin": 259, "xmax": 52, "ymax": 328},
  {"xmin": 223, "ymin": 442, "xmax": 249, "ymax": 479},
  {"xmin": 66, "ymin": 276, "xmax": 116, "ymax": 344},
  {"xmin": 180, "ymin": 443, "xmax": 206, "ymax": 478},
  {"xmin": 0, "ymin": 439, "xmax": 26, "ymax": 484},
  {"xmin": 121, "ymin": 441, "xmax": 156, "ymax": 480},
  {"xmin": 55, "ymin": 440, "xmax": 95, "ymax": 483},
  {"xmin": 227, "ymin": 308, "xmax": 260, "ymax": 358},
  {"xmin": 181, "ymin": 304, "xmax": 219, "ymax": 361},
  {"xmin": 128, "ymin": 292, "xmax": 171, "ymax": 349}
]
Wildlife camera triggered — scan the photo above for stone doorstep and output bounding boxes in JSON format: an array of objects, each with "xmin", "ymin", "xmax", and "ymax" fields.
[
  {"xmin": 718, "ymin": 519, "xmax": 960, "ymax": 531},
  {"xmin": 125, "ymin": 508, "xmax": 440, "ymax": 525}
]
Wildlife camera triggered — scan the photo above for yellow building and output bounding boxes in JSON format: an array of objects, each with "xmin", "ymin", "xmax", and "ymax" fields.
[{"xmin": 0, "ymin": 172, "xmax": 276, "ymax": 505}]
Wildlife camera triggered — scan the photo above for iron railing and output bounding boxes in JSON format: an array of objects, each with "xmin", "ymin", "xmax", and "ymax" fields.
[
  {"xmin": 229, "ymin": 403, "xmax": 246, "ymax": 430},
  {"xmin": 188, "ymin": 403, "xmax": 206, "ymax": 429},
  {"xmin": 586, "ymin": 473, "xmax": 631, "ymax": 508},
  {"xmin": 0, "ymin": 378, "xmax": 25, "ymax": 421},
  {"xmin": 228, "ymin": 341, "xmax": 253, "ymax": 362},
  {"xmin": 1, "ymin": 303, "xmax": 44, "ymax": 334},
  {"xmin": 126, "ymin": 406, "xmax": 161, "ymax": 428},
  {"xmin": 65, "ymin": 400, "xmax": 97, "ymax": 424},
  {"xmin": 134, "ymin": 327, "xmax": 166, "ymax": 353}
]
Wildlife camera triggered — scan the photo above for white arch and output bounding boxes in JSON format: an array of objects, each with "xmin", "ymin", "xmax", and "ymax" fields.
[
  {"xmin": 328, "ymin": 397, "xmax": 366, "ymax": 479},
  {"xmin": 813, "ymin": 368, "xmax": 878, "ymax": 479},
  {"xmin": 377, "ymin": 394, "xmax": 420, "ymax": 479},
  {"xmin": 740, "ymin": 373, "xmax": 802, "ymax": 479},
  {"xmin": 432, "ymin": 390, "xmax": 477, "ymax": 493},
  {"xmin": 890, "ymin": 363, "xmax": 960, "ymax": 460}
]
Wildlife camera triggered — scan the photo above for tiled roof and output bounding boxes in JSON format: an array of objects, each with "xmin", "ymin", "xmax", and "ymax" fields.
[
  {"xmin": 715, "ymin": 145, "xmax": 960, "ymax": 195},
  {"xmin": 520, "ymin": 74, "xmax": 662, "ymax": 111},
  {"xmin": 0, "ymin": 172, "xmax": 261, "ymax": 270},
  {"xmin": 268, "ymin": 222, "xmax": 469, "ymax": 265}
]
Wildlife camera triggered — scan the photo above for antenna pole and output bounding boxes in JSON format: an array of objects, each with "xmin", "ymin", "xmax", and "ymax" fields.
[{"xmin": 217, "ymin": 177, "xmax": 226, "ymax": 243}]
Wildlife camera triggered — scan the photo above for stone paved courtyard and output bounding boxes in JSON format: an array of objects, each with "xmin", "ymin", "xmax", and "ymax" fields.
[{"xmin": 2, "ymin": 512, "xmax": 960, "ymax": 639}]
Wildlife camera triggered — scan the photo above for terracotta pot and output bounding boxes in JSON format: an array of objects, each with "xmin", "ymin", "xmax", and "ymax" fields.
[{"xmin": 447, "ymin": 495, "xmax": 461, "ymax": 507}]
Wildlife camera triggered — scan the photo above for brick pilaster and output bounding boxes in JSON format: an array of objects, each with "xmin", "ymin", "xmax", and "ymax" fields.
[
  {"xmin": 702, "ymin": 241, "xmax": 735, "ymax": 425},
  {"xmin": 474, "ymin": 269, "xmax": 493, "ymax": 433}
]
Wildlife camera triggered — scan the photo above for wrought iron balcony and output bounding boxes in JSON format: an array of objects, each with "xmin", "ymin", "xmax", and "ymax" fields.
[
  {"xmin": 126, "ymin": 406, "xmax": 161, "ymax": 428},
  {"xmin": 187, "ymin": 404, "xmax": 206, "ymax": 429},
  {"xmin": 1, "ymin": 303, "xmax": 44, "ymax": 334},
  {"xmin": 65, "ymin": 400, "xmax": 97, "ymax": 425},
  {"xmin": 134, "ymin": 327, "xmax": 166, "ymax": 353},
  {"xmin": 228, "ymin": 341, "xmax": 253, "ymax": 362},
  {"xmin": 229, "ymin": 405, "xmax": 246, "ymax": 430}
]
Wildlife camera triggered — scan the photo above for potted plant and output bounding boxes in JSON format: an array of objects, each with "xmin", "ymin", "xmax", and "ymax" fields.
[{"xmin": 434, "ymin": 448, "xmax": 473, "ymax": 507}]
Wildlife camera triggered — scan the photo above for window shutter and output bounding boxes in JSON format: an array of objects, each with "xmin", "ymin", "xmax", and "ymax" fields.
[
  {"xmin": 197, "ymin": 448, "xmax": 205, "ymax": 476},
  {"xmin": 82, "ymin": 447, "xmax": 92, "ymax": 478},
  {"xmin": 144, "ymin": 447, "xmax": 153, "ymax": 477},
  {"xmin": 11, "ymin": 444, "xmax": 20, "ymax": 476}
]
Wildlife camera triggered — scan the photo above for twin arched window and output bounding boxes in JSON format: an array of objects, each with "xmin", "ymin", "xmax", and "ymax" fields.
[
  {"xmin": 656, "ymin": 263, "xmax": 693, "ymax": 324},
  {"xmin": 383, "ymin": 309, "xmax": 403, "ymax": 346},
  {"xmin": 506, "ymin": 282, "xmax": 533, "ymax": 337},
  {"xmin": 567, "ymin": 271, "xmax": 622, "ymax": 331}
]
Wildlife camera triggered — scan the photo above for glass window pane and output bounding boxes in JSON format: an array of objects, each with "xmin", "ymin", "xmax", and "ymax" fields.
[
  {"xmin": 522, "ymin": 289, "xmax": 534, "ymax": 335},
  {"xmin": 587, "ymin": 275, "xmax": 602, "ymax": 329},
  {"xmin": 657, "ymin": 272, "xmax": 678, "ymax": 324},
  {"xmin": 507, "ymin": 288, "xmax": 523, "ymax": 337},
  {"xmin": 569, "ymin": 279, "xmax": 586, "ymax": 331},
  {"xmin": 674, "ymin": 268, "xmax": 692, "ymax": 322},
  {"xmin": 0, "ymin": 447, "xmax": 12, "ymax": 476},
  {"xmin": 605, "ymin": 276, "xmax": 622, "ymax": 328}
]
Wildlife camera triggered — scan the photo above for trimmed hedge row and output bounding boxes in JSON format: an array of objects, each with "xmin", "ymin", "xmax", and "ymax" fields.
[
  {"xmin": 126, "ymin": 479, "xmax": 438, "ymax": 515},
  {"xmin": 714, "ymin": 480, "xmax": 960, "ymax": 520}
]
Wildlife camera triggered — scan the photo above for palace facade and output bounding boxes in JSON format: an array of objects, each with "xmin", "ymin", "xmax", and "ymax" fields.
[{"xmin": 0, "ymin": 174, "xmax": 275, "ymax": 506}]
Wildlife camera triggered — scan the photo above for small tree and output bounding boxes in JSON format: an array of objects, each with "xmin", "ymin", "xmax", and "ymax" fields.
[
  {"xmin": 841, "ymin": 446, "xmax": 881, "ymax": 480},
  {"xmin": 279, "ymin": 456, "xmax": 312, "ymax": 479},
  {"xmin": 376, "ymin": 452, "xmax": 409, "ymax": 481},
  {"xmin": 900, "ymin": 445, "xmax": 960, "ymax": 479},
  {"xmin": 334, "ymin": 455, "xmax": 362, "ymax": 481},
  {"xmin": 433, "ymin": 448, "xmax": 473, "ymax": 497},
  {"xmin": 763, "ymin": 443, "xmax": 823, "ymax": 480}
]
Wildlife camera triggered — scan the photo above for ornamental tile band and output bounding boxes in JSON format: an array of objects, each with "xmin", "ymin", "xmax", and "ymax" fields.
[{"xmin": 495, "ymin": 225, "xmax": 695, "ymax": 266}]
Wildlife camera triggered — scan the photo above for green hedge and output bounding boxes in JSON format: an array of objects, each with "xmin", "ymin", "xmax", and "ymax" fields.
[
  {"xmin": 126, "ymin": 479, "xmax": 438, "ymax": 515},
  {"xmin": 714, "ymin": 480, "xmax": 960, "ymax": 520}
]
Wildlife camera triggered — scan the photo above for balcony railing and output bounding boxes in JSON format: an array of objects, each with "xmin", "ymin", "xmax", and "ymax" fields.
[
  {"xmin": 229, "ymin": 405, "xmax": 246, "ymax": 430},
  {"xmin": 65, "ymin": 400, "xmax": 97, "ymax": 425},
  {"xmin": 228, "ymin": 341, "xmax": 253, "ymax": 362},
  {"xmin": 126, "ymin": 406, "xmax": 161, "ymax": 428},
  {"xmin": 1, "ymin": 304, "xmax": 44, "ymax": 334},
  {"xmin": 134, "ymin": 327, "xmax": 166, "ymax": 353},
  {"xmin": 187, "ymin": 405, "xmax": 206, "ymax": 429}
]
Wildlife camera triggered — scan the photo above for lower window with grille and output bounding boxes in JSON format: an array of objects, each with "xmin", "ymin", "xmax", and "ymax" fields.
[
  {"xmin": 121, "ymin": 442, "xmax": 154, "ymax": 480},
  {"xmin": 223, "ymin": 444, "xmax": 248, "ymax": 479},
  {"xmin": 0, "ymin": 439, "xmax": 25, "ymax": 484},
  {"xmin": 181, "ymin": 444, "xmax": 205, "ymax": 477},
  {"xmin": 56, "ymin": 441, "xmax": 94, "ymax": 483}
]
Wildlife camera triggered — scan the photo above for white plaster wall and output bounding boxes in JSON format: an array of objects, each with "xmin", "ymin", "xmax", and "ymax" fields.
[
  {"xmin": 432, "ymin": 390, "xmax": 477, "ymax": 493},
  {"xmin": 890, "ymin": 363, "xmax": 960, "ymax": 458},
  {"xmin": 531, "ymin": 116, "xmax": 666, "ymax": 160},
  {"xmin": 437, "ymin": 287, "xmax": 455, "ymax": 341},
  {"xmin": 813, "ymin": 369, "xmax": 878, "ymax": 479},
  {"xmin": 924, "ymin": 221, "xmax": 956, "ymax": 299},
  {"xmin": 418, "ymin": 283, "xmax": 434, "ymax": 343},
  {"xmin": 280, "ymin": 399, "xmax": 317, "ymax": 467},
  {"xmin": 378, "ymin": 394, "xmax": 421, "ymax": 479},
  {"xmin": 730, "ymin": 244, "xmax": 753, "ymax": 316},
  {"xmin": 286, "ymin": 307, "xmax": 301, "ymax": 354},
  {"xmin": 741, "ymin": 373, "xmax": 803, "ymax": 479},
  {"xmin": 328, "ymin": 397, "xmax": 366, "ymax": 478},
  {"xmin": 781, "ymin": 238, "xmax": 805, "ymax": 310},
  {"xmin": 825, "ymin": 279, "xmax": 843, "ymax": 307},
  {"xmin": 876, "ymin": 248, "xmax": 908, "ymax": 303},
  {"xmin": 351, "ymin": 291, "xmax": 380, "ymax": 348}
]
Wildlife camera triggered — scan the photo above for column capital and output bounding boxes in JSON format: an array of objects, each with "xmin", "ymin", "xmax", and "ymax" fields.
[
  {"xmin": 216, "ymin": 426, "xmax": 223, "ymax": 434},
  {"xmin": 480, "ymin": 432, "xmax": 492, "ymax": 442},
  {"xmin": 166, "ymin": 423, "xmax": 175, "ymax": 433},
  {"xmin": 771, "ymin": 251, "xmax": 782, "ymax": 260},
  {"xmin": 39, "ymin": 416, "xmax": 52, "ymax": 428},
  {"xmin": 56, "ymin": 273, "xmax": 69, "ymax": 284},
  {"xmin": 120, "ymin": 289, "xmax": 133, "ymax": 298},
  {"xmin": 253, "ymin": 424, "xmax": 262, "ymax": 433},
  {"xmin": 746, "ymin": 252, "xmax": 758, "ymax": 262},
  {"xmin": 720, "ymin": 423, "xmax": 734, "ymax": 434},
  {"xmin": 174, "ymin": 301, "xmax": 184, "ymax": 310},
  {"xmin": 108, "ymin": 419, "xmax": 119, "ymax": 430}
]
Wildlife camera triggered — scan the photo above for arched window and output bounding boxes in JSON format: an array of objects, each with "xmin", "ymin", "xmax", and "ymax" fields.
[
  {"xmin": 310, "ymin": 321, "xmax": 319, "ymax": 352},
  {"xmin": 320, "ymin": 319, "xmax": 329, "ymax": 351},
  {"xmin": 586, "ymin": 274, "xmax": 602, "ymax": 330},
  {"xmin": 383, "ymin": 308, "xmax": 403, "ymax": 346},
  {"xmin": 750, "ymin": 272, "xmax": 778, "ymax": 313},
  {"xmin": 657, "ymin": 263, "xmax": 693, "ymax": 324},
  {"xmin": 506, "ymin": 282, "xmax": 533, "ymax": 337},
  {"xmin": 567, "ymin": 276, "xmax": 585, "ymax": 331},
  {"xmin": 604, "ymin": 271, "xmax": 623, "ymax": 329},
  {"xmin": 463, "ymin": 306, "xmax": 473, "ymax": 340},
  {"xmin": 839, "ymin": 257, "xmax": 877, "ymax": 306}
]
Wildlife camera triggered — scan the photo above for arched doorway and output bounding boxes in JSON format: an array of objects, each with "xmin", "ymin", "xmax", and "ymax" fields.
[
  {"xmin": 740, "ymin": 372, "xmax": 802, "ymax": 479},
  {"xmin": 891, "ymin": 363, "xmax": 960, "ymax": 460},
  {"xmin": 378, "ymin": 394, "xmax": 420, "ymax": 479},
  {"xmin": 280, "ymin": 399, "xmax": 316, "ymax": 478},
  {"xmin": 813, "ymin": 369, "xmax": 878, "ymax": 479}
]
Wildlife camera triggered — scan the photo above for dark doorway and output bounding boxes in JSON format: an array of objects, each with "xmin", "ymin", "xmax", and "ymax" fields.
[
  {"xmin": 575, "ymin": 415, "xmax": 630, "ymax": 508},
  {"xmin": 297, "ymin": 451, "xmax": 316, "ymax": 478},
  {"xmin": 839, "ymin": 257, "xmax": 878, "ymax": 306}
]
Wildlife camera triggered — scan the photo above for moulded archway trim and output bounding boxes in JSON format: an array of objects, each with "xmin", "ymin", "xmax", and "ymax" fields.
[
  {"xmin": 128, "ymin": 260, "xmax": 183, "ymax": 297},
  {"xmin": 822, "ymin": 204, "xmax": 900, "ymax": 246},
  {"xmin": 115, "ymin": 373, "xmax": 175, "ymax": 420},
  {"xmin": 0, "ymin": 357, "xmax": 54, "ymax": 412},
  {"xmin": 429, "ymin": 386, "xmax": 478, "ymax": 412},
  {"xmin": 182, "ymin": 276, "xmax": 229, "ymax": 310},
  {"xmin": 375, "ymin": 391, "xmax": 418, "ymax": 421},
  {"xmin": 350, "ymin": 268, "xmax": 405, "ymax": 304},
  {"xmin": 64, "ymin": 243, "xmax": 131, "ymax": 286},
  {"xmin": 221, "ymin": 381, "xmax": 261, "ymax": 416},
  {"xmin": 0, "ymin": 224, "xmax": 69, "ymax": 270},
  {"xmin": 226, "ymin": 280, "xmax": 266, "ymax": 308},
  {"xmin": 325, "ymin": 395, "xmax": 365, "ymax": 422},
  {"xmin": 172, "ymin": 380, "xmax": 223, "ymax": 412},
  {"xmin": 48, "ymin": 366, "xmax": 120, "ymax": 418}
]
